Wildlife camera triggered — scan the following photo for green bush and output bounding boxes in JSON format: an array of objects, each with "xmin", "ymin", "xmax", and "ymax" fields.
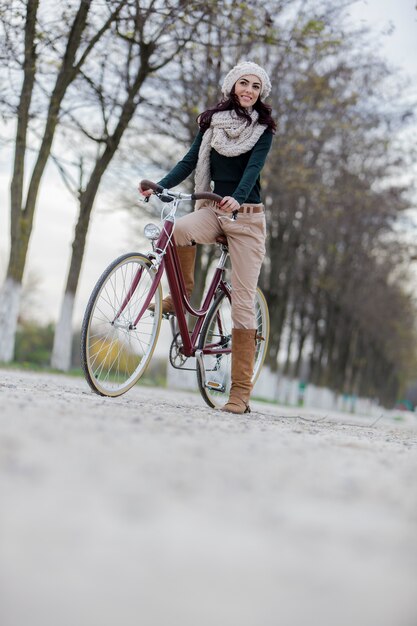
[{"xmin": 14, "ymin": 322, "xmax": 55, "ymax": 366}]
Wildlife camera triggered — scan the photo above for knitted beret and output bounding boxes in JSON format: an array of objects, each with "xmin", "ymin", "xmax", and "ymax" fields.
[{"xmin": 221, "ymin": 61, "xmax": 272, "ymax": 99}]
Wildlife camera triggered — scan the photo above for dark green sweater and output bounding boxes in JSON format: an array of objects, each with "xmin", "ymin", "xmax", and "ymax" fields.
[{"xmin": 158, "ymin": 128, "xmax": 273, "ymax": 205}]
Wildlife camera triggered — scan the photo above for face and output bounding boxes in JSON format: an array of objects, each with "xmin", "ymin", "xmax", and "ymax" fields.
[{"xmin": 234, "ymin": 74, "xmax": 262, "ymax": 108}]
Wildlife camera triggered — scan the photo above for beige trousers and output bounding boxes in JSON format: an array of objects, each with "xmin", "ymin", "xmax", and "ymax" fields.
[{"xmin": 174, "ymin": 203, "xmax": 266, "ymax": 329}]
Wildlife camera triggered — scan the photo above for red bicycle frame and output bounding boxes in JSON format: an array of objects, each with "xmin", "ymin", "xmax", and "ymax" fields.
[
  {"xmin": 114, "ymin": 216, "xmax": 231, "ymax": 358},
  {"xmin": 163, "ymin": 221, "xmax": 230, "ymax": 357}
]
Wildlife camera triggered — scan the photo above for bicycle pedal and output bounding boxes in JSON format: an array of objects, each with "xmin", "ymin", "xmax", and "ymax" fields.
[{"xmin": 206, "ymin": 380, "xmax": 226, "ymax": 393}]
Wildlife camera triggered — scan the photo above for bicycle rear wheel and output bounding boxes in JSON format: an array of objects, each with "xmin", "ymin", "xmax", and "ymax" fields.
[
  {"xmin": 81, "ymin": 253, "xmax": 162, "ymax": 397},
  {"xmin": 197, "ymin": 287, "xmax": 269, "ymax": 409}
]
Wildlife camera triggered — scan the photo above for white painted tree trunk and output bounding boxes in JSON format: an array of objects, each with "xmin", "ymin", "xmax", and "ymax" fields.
[
  {"xmin": 0, "ymin": 278, "xmax": 22, "ymax": 362},
  {"xmin": 51, "ymin": 292, "xmax": 75, "ymax": 371}
]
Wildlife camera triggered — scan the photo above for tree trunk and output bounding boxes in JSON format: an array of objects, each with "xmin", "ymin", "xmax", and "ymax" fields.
[
  {"xmin": 51, "ymin": 292, "xmax": 75, "ymax": 370},
  {"xmin": 0, "ymin": 1, "xmax": 39, "ymax": 361},
  {"xmin": 50, "ymin": 198, "xmax": 93, "ymax": 370},
  {"xmin": 0, "ymin": 279, "xmax": 23, "ymax": 361},
  {"xmin": 283, "ymin": 302, "xmax": 296, "ymax": 376}
]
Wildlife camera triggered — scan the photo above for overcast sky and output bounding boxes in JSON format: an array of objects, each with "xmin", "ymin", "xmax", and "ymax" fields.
[
  {"xmin": 0, "ymin": 0, "xmax": 416, "ymax": 329},
  {"xmin": 350, "ymin": 0, "xmax": 417, "ymax": 76}
]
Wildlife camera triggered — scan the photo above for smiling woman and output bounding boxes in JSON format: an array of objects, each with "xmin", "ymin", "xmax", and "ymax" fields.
[
  {"xmin": 139, "ymin": 60, "xmax": 276, "ymax": 414},
  {"xmin": 234, "ymin": 75, "xmax": 262, "ymax": 108}
]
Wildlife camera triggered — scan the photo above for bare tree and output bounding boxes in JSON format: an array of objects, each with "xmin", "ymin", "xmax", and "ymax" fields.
[{"xmin": 0, "ymin": 0, "xmax": 128, "ymax": 361}]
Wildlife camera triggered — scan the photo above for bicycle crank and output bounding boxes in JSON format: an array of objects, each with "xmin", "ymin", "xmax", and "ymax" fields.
[{"xmin": 169, "ymin": 332, "xmax": 196, "ymax": 371}]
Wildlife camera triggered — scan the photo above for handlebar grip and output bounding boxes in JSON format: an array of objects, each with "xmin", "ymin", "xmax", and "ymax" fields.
[
  {"xmin": 140, "ymin": 179, "xmax": 164, "ymax": 193},
  {"xmin": 191, "ymin": 191, "xmax": 223, "ymax": 203}
]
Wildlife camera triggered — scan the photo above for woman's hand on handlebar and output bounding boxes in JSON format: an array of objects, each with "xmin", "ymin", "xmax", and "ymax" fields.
[
  {"xmin": 138, "ymin": 182, "xmax": 153, "ymax": 198},
  {"xmin": 219, "ymin": 196, "xmax": 240, "ymax": 213},
  {"xmin": 138, "ymin": 180, "xmax": 234, "ymax": 208}
]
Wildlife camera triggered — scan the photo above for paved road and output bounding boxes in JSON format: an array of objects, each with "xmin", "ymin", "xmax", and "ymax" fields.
[{"xmin": 1, "ymin": 369, "xmax": 416, "ymax": 626}]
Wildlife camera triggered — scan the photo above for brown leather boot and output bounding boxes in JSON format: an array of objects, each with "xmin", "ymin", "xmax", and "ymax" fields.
[
  {"xmin": 221, "ymin": 328, "xmax": 257, "ymax": 414},
  {"xmin": 149, "ymin": 245, "xmax": 196, "ymax": 315}
]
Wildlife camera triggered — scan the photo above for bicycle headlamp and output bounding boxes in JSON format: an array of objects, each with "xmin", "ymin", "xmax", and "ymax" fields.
[{"xmin": 144, "ymin": 223, "xmax": 161, "ymax": 240}]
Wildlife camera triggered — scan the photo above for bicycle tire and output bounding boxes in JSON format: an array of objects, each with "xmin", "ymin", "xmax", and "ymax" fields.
[
  {"xmin": 81, "ymin": 252, "xmax": 162, "ymax": 397},
  {"xmin": 196, "ymin": 287, "xmax": 269, "ymax": 409}
]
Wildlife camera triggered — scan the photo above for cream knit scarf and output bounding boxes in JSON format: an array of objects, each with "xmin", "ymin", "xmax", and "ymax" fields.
[{"xmin": 194, "ymin": 109, "xmax": 266, "ymax": 208}]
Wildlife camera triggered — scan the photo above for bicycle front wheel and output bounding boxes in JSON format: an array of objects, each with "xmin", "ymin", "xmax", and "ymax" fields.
[
  {"xmin": 197, "ymin": 287, "xmax": 269, "ymax": 409},
  {"xmin": 81, "ymin": 253, "xmax": 162, "ymax": 397}
]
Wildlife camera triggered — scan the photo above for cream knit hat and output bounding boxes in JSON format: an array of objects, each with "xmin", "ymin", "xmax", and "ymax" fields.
[{"xmin": 221, "ymin": 61, "xmax": 272, "ymax": 99}]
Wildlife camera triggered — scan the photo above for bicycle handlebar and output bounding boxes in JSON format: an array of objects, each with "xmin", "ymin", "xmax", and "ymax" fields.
[
  {"xmin": 141, "ymin": 179, "xmax": 164, "ymax": 193},
  {"xmin": 140, "ymin": 179, "xmax": 223, "ymax": 204},
  {"xmin": 192, "ymin": 191, "xmax": 223, "ymax": 203}
]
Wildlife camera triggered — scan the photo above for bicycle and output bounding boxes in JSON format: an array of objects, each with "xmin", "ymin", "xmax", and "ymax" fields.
[{"xmin": 80, "ymin": 179, "xmax": 270, "ymax": 409}]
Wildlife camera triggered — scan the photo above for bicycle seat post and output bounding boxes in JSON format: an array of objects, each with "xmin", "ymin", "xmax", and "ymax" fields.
[
  {"xmin": 169, "ymin": 314, "xmax": 178, "ymax": 338},
  {"xmin": 217, "ymin": 243, "xmax": 229, "ymax": 270}
]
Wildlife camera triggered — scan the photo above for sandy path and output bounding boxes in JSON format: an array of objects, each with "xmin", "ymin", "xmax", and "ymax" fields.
[{"xmin": 0, "ymin": 369, "xmax": 416, "ymax": 626}]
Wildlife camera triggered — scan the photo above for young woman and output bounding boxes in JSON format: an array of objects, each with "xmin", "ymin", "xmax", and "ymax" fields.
[{"xmin": 139, "ymin": 61, "xmax": 276, "ymax": 414}]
